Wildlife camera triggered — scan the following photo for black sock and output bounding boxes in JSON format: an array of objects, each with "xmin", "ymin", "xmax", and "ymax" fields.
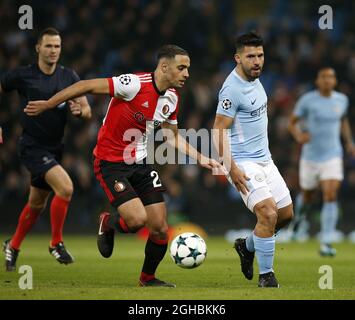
[{"xmin": 141, "ymin": 237, "xmax": 168, "ymax": 277}]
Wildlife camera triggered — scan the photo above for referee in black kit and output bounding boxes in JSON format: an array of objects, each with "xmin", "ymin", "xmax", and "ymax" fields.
[{"xmin": 0, "ymin": 27, "xmax": 92, "ymax": 271}]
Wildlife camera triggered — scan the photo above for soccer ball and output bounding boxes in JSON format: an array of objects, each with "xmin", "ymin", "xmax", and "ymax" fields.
[{"xmin": 169, "ymin": 232, "xmax": 207, "ymax": 269}]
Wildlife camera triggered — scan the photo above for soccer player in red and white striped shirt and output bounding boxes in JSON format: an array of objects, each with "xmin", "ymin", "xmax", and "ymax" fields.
[{"xmin": 25, "ymin": 45, "xmax": 220, "ymax": 287}]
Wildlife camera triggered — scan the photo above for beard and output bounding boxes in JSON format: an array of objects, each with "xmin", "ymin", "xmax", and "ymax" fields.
[{"xmin": 241, "ymin": 64, "xmax": 262, "ymax": 81}]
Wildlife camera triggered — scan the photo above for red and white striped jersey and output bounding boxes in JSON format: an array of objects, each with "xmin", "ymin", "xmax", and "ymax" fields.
[{"xmin": 93, "ymin": 72, "xmax": 179, "ymax": 163}]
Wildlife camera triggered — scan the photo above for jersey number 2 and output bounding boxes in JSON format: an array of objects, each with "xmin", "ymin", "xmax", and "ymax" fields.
[{"xmin": 151, "ymin": 171, "xmax": 162, "ymax": 188}]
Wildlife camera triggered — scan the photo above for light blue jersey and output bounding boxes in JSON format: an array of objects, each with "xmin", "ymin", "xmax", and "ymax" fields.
[
  {"xmin": 294, "ymin": 90, "xmax": 348, "ymax": 162},
  {"xmin": 216, "ymin": 69, "xmax": 271, "ymax": 162}
]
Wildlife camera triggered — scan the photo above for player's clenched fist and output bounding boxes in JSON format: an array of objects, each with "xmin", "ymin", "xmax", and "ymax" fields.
[{"xmin": 68, "ymin": 99, "xmax": 82, "ymax": 117}]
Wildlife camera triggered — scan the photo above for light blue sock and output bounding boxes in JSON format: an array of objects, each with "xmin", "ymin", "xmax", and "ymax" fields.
[
  {"xmin": 245, "ymin": 233, "xmax": 255, "ymax": 252},
  {"xmin": 253, "ymin": 234, "xmax": 275, "ymax": 274},
  {"xmin": 321, "ymin": 201, "xmax": 338, "ymax": 244}
]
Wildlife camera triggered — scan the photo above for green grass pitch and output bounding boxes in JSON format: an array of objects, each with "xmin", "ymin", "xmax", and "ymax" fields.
[{"xmin": 0, "ymin": 235, "xmax": 354, "ymax": 300}]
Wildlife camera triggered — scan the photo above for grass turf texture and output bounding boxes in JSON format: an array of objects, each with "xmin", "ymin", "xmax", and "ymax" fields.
[{"xmin": 0, "ymin": 235, "xmax": 354, "ymax": 300}]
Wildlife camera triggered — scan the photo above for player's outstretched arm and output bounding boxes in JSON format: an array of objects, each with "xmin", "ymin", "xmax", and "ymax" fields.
[
  {"xmin": 24, "ymin": 79, "xmax": 109, "ymax": 116},
  {"xmin": 160, "ymin": 122, "xmax": 221, "ymax": 171},
  {"xmin": 212, "ymin": 114, "xmax": 250, "ymax": 195}
]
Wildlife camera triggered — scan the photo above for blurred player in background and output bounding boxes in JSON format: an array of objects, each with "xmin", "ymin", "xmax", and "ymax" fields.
[
  {"xmin": 213, "ymin": 32, "xmax": 293, "ymax": 288},
  {"xmin": 1, "ymin": 28, "xmax": 92, "ymax": 271},
  {"xmin": 24, "ymin": 44, "xmax": 220, "ymax": 287},
  {"xmin": 288, "ymin": 67, "xmax": 355, "ymax": 256}
]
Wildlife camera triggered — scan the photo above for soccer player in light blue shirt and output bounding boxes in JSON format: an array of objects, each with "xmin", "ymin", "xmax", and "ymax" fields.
[
  {"xmin": 288, "ymin": 67, "xmax": 355, "ymax": 256},
  {"xmin": 213, "ymin": 32, "xmax": 293, "ymax": 288}
]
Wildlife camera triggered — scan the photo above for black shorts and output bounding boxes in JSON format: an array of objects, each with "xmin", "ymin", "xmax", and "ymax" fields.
[
  {"xmin": 93, "ymin": 157, "xmax": 166, "ymax": 209},
  {"xmin": 18, "ymin": 135, "xmax": 63, "ymax": 191}
]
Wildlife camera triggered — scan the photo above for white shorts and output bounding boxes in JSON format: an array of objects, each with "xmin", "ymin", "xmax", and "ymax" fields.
[
  {"xmin": 299, "ymin": 157, "xmax": 343, "ymax": 190},
  {"xmin": 226, "ymin": 160, "xmax": 292, "ymax": 212}
]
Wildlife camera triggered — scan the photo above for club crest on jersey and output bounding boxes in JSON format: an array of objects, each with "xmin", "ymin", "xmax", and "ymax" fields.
[
  {"xmin": 333, "ymin": 106, "xmax": 341, "ymax": 114},
  {"xmin": 114, "ymin": 181, "xmax": 126, "ymax": 193},
  {"xmin": 254, "ymin": 173, "xmax": 266, "ymax": 182},
  {"xmin": 118, "ymin": 75, "xmax": 131, "ymax": 85},
  {"xmin": 221, "ymin": 99, "xmax": 232, "ymax": 110},
  {"xmin": 134, "ymin": 112, "xmax": 145, "ymax": 122},
  {"xmin": 162, "ymin": 104, "xmax": 170, "ymax": 115},
  {"xmin": 154, "ymin": 120, "xmax": 161, "ymax": 127}
]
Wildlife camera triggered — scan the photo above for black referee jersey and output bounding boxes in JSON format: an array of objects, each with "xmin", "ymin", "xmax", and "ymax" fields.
[{"xmin": 1, "ymin": 63, "xmax": 80, "ymax": 147}]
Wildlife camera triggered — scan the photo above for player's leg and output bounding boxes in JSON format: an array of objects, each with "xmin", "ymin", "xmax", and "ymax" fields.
[
  {"xmin": 11, "ymin": 186, "xmax": 50, "ymax": 249},
  {"xmin": 98, "ymin": 197, "xmax": 147, "ymax": 258},
  {"xmin": 133, "ymin": 164, "xmax": 173, "ymax": 287},
  {"xmin": 275, "ymin": 203, "xmax": 294, "ymax": 232},
  {"xmin": 318, "ymin": 157, "xmax": 343, "ymax": 256},
  {"xmin": 230, "ymin": 162, "xmax": 278, "ymax": 285},
  {"xmin": 44, "ymin": 165, "xmax": 74, "ymax": 264},
  {"xmin": 291, "ymin": 159, "xmax": 319, "ymax": 239},
  {"xmin": 290, "ymin": 189, "xmax": 314, "ymax": 239},
  {"xmin": 250, "ymin": 196, "xmax": 292, "ymax": 287},
  {"xmin": 229, "ymin": 162, "xmax": 260, "ymax": 281},
  {"xmin": 248, "ymin": 160, "xmax": 292, "ymax": 287},
  {"xmin": 3, "ymin": 186, "xmax": 50, "ymax": 271},
  {"xmin": 106, "ymin": 198, "xmax": 147, "ymax": 233},
  {"xmin": 252, "ymin": 197, "xmax": 279, "ymax": 287},
  {"xmin": 139, "ymin": 202, "xmax": 175, "ymax": 287},
  {"xmin": 255, "ymin": 161, "xmax": 294, "ymax": 237},
  {"xmin": 319, "ymin": 179, "xmax": 341, "ymax": 256},
  {"xmin": 94, "ymin": 158, "xmax": 148, "ymax": 257}
]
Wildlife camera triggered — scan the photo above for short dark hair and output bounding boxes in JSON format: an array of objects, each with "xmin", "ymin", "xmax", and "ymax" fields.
[
  {"xmin": 37, "ymin": 27, "xmax": 60, "ymax": 43},
  {"xmin": 157, "ymin": 44, "xmax": 189, "ymax": 60},
  {"xmin": 235, "ymin": 32, "xmax": 263, "ymax": 52},
  {"xmin": 317, "ymin": 66, "xmax": 335, "ymax": 74}
]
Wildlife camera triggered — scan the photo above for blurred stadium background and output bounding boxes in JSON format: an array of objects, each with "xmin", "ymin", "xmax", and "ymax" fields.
[{"xmin": 1, "ymin": 0, "xmax": 355, "ymax": 239}]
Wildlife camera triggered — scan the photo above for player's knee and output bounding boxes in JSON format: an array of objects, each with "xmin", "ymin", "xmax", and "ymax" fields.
[
  {"xmin": 149, "ymin": 222, "xmax": 169, "ymax": 239},
  {"xmin": 126, "ymin": 216, "xmax": 147, "ymax": 232},
  {"xmin": 254, "ymin": 202, "xmax": 278, "ymax": 226},
  {"xmin": 28, "ymin": 197, "xmax": 48, "ymax": 213},
  {"xmin": 303, "ymin": 191, "xmax": 314, "ymax": 203},
  {"xmin": 160, "ymin": 223, "xmax": 169, "ymax": 237},
  {"xmin": 28, "ymin": 202, "xmax": 46, "ymax": 213},
  {"xmin": 323, "ymin": 191, "xmax": 337, "ymax": 202},
  {"xmin": 55, "ymin": 183, "xmax": 74, "ymax": 200}
]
